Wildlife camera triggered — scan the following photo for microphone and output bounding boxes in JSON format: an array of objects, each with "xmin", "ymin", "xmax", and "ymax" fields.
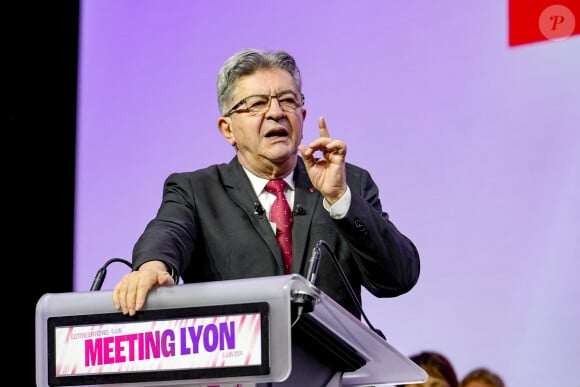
[
  {"xmin": 253, "ymin": 202, "xmax": 265, "ymax": 215},
  {"xmin": 302, "ymin": 241, "xmax": 322, "ymax": 284},
  {"xmin": 293, "ymin": 204, "xmax": 306, "ymax": 216},
  {"xmin": 292, "ymin": 241, "xmax": 323, "ymax": 320},
  {"xmin": 90, "ymin": 257, "xmax": 132, "ymax": 291},
  {"xmin": 292, "ymin": 240, "xmax": 387, "ymax": 340}
]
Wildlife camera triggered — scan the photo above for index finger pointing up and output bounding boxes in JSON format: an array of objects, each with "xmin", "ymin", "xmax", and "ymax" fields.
[{"xmin": 318, "ymin": 116, "xmax": 330, "ymax": 138}]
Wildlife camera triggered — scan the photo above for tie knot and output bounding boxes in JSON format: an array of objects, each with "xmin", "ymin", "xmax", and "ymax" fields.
[{"xmin": 265, "ymin": 179, "xmax": 287, "ymax": 194}]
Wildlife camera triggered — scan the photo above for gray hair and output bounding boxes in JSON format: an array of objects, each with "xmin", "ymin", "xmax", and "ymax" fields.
[{"xmin": 216, "ymin": 48, "xmax": 303, "ymax": 116}]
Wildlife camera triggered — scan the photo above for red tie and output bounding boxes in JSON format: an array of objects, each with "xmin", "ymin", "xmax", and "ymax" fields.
[{"xmin": 265, "ymin": 179, "xmax": 293, "ymax": 274}]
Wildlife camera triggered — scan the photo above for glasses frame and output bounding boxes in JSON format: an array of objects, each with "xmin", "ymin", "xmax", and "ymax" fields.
[{"xmin": 224, "ymin": 92, "xmax": 305, "ymax": 117}]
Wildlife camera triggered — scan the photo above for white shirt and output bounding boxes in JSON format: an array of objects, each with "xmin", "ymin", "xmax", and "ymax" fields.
[{"xmin": 242, "ymin": 167, "xmax": 351, "ymax": 232}]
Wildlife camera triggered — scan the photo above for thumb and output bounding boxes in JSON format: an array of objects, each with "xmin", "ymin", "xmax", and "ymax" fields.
[{"xmin": 158, "ymin": 271, "xmax": 176, "ymax": 286}]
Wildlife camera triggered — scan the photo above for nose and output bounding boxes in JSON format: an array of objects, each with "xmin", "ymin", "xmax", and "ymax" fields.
[{"xmin": 265, "ymin": 96, "xmax": 284, "ymax": 118}]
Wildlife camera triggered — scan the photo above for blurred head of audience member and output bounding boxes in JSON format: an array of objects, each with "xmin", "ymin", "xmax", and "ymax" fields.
[
  {"xmin": 400, "ymin": 350, "xmax": 459, "ymax": 387},
  {"xmin": 460, "ymin": 367, "xmax": 505, "ymax": 387}
]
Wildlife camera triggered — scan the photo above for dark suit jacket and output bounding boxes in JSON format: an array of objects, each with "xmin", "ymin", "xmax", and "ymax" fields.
[{"xmin": 133, "ymin": 156, "xmax": 420, "ymax": 318}]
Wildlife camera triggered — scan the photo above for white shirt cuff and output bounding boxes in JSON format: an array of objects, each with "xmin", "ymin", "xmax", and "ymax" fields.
[{"xmin": 323, "ymin": 186, "xmax": 351, "ymax": 219}]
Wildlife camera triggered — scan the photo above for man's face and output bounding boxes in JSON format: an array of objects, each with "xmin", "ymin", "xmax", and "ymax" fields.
[{"xmin": 218, "ymin": 67, "xmax": 307, "ymax": 178}]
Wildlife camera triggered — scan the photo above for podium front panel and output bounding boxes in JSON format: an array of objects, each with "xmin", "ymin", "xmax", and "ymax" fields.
[{"xmin": 36, "ymin": 276, "xmax": 311, "ymax": 387}]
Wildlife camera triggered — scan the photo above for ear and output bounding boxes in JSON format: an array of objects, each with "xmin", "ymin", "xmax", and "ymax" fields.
[{"xmin": 218, "ymin": 117, "xmax": 236, "ymax": 146}]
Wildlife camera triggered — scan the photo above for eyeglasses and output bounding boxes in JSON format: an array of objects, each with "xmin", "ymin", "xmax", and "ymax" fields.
[{"xmin": 225, "ymin": 92, "xmax": 305, "ymax": 117}]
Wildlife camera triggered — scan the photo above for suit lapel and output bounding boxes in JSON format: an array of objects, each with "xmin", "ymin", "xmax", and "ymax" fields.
[
  {"xmin": 219, "ymin": 156, "xmax": 322, "ymax": 274},
  {"xmin": 219, "ymin": 157, "xmax": 284, "ymax": 268},
  {"xmin": 292, "ymin": 158, "xmax": 321, "ymax": 272}
]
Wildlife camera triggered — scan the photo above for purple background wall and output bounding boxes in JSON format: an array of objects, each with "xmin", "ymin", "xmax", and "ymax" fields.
[{"xmin": 74, "ymin": 1, "xmax": 580, "ymax": 385}]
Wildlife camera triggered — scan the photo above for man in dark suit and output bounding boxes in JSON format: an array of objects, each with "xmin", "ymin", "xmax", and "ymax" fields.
[{"xmin": 113, "ymin": 48, "xmax": 420, "ymax": 319}]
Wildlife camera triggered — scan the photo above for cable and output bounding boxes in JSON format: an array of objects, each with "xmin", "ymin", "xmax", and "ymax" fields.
[
  {"xmin": 318, "ymin": 240, "xmax": 386, "ymax": 340},
  {"xmin": 89, "ymin": 257, "xmax": 132, "ymax": 291}
]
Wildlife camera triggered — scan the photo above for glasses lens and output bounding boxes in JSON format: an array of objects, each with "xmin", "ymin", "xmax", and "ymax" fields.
[
  {"xmin": 277, "ymin": 94, "xmax": 301, "ymax": 112},
  {"xmin": 245, "ymin": 96, "xmax": 271, "ymax": 113},
  {"xmin": 244, "ymin": 93, "xmax": 301, "ymax": 114}
]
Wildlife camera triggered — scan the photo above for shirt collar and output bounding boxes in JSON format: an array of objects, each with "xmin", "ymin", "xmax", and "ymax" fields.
[{"xmin": 242, "ymin": 167, "xmax": 295, "ymax": 197}]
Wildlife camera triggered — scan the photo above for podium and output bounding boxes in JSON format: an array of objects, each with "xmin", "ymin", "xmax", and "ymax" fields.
[{"xmin": 36, "ymin": 274, "xmax": 427, "ymax": 386}]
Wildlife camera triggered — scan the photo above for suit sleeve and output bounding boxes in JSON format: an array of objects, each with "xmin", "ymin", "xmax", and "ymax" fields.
[
  {"xmin": 334, "ymin": 166, "xmax": 420, "ymax": 297},
  {"xmin": 132, "ymin": 172, "xmax": 200, "ymax": 276}
]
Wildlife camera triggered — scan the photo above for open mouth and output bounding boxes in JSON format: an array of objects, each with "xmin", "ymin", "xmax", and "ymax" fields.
[{"xmin": 265, "ymin": 128, "xmax": 289, "ymax": 137}]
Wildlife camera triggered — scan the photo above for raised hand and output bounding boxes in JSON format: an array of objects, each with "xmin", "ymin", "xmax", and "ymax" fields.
[{"xmin": 298, "ymin": 116, "xmax": 347, "ymax": 204}]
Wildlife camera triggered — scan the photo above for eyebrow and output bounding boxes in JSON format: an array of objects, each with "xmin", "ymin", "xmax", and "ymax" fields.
[{"xmin": 244, "ymin": 89, "xmax": 298, "ymax": 97}]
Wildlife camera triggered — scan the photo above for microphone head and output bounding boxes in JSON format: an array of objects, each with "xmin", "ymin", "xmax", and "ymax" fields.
[{"xmin": 90, "ymin": 268, "xmax": 107, "ymax": 291}]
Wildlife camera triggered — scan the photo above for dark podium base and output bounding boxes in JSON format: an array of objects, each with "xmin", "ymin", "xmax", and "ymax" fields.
[{"xmin": 257, "ymin": 343, "xmax": 339, "ymax": 387}]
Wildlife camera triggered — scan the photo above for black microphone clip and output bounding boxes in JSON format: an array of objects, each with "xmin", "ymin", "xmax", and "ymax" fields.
[
  {"xmin": 254, "ymin": 202, "xmax": 265, "ymax": 215},
  {"xmin": 293, "ymin": 204, "xmax": 306, "ymax": 216}
]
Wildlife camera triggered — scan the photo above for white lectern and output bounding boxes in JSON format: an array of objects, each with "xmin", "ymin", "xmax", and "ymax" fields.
[{"xmin": 36, "ymin": 274, "xmax": 427, "ymax": 386}]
